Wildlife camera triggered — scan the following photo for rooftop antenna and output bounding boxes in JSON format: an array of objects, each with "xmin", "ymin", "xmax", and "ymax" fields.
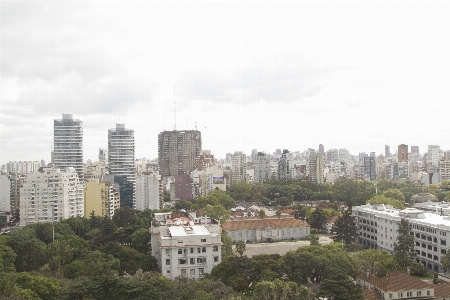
[{"xmin": 174, "ymin": 84, "xmax": 177, "ymax": 131}]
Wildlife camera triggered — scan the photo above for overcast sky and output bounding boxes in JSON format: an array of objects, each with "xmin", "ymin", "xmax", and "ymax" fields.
[{"xmin": 1, "ymin": 1, "xmax": 450, "ymax": 163}]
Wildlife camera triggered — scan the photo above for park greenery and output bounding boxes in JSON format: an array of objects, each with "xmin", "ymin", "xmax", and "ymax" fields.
[{"xmin": 3, "ymin": 178, "xmax": 450, "ymax": 299}]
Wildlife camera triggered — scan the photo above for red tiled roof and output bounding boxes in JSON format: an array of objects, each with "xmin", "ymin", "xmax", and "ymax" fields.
[
  {"xmin": 357, "ymin": 271, "xmax": 432, "ymax": 292},
  {"xmin": 434, "ymin": 282, "xmax": 450, "ymax": 298},
  {"xmin": 363, "ymin": 289, "xmax": 383, "ymax": 300},
  {"xmin": 326, "ymin": 216, "xmax": 339, "ymax": 224},
  {"xmin": 222, "ymin": 217, "xmax": 309, "ymax": 231}
]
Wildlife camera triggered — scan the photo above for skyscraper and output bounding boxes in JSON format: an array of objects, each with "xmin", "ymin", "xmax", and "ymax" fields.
[
  {"xmin": 231, "ymin": 151, "xmax": 247, "ymax": 184},
  {"xmin": 398, "ymin": 144, "xmax": 408, "ymax": 163},
  {"xmin": 308, "ymin": 152, "xmax": 324, "ymax": 184},
  {"xmin": 108, "ymin": 124, "xmax": 136, "ymax": 208},
  {"xmin": 53, "ymin": 114, "xmax": 84, "ymax": 181},
  {"xmin": 158, "ymin": 130, "xmax": 202, "ymax": 177}
]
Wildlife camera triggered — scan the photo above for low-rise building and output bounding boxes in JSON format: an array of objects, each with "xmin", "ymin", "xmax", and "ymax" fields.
[
  {"xmin": 222, "ymin": 217, "xmax": 310, "ymax": 242},
  {"xmin": 150, "ymin": 212, "xmax": 222, "ymax": 280}
]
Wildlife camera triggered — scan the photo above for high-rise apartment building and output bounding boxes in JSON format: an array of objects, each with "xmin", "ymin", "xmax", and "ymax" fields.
[
  {"xmin": 363, "ymin": 153, "xmax": 376, "ymax": 181},
  {"xmin": 158, "ymin": 130, "xmax": 202, "ymax": 177},
  {"xmin": 411, "ymin": 146, "xmax": 419, "ymax": 154},
  {"xmin": 278, "ymin": 150, "xmax": 294, "ymax": 180},
  {"xmin": 254, "ymin": 152, "xmax": 270, "ymax": 184},
  {"xmin": 398, "ymin": 144, "xmax": 408, "ymax": 163},
  {"xmin": 385, "ymin": 145, "xmax": 391, "ymax": 157},
  {"xmin": 427, "ymin": 145, "xmax": 443, "ymax": 173},
  {"xmin": 53, "ymin": 114, "xmax": 84, "ymax": 181},
  {"xmin": 231, "ymin": 151, "xmax": 247, "ymax": 184},
  {"xmin": 308, "ymin": 153, "xmax": 324, "ymax": 184},
  {"xmin": 20, "ymin": 167, "xmax": 84, "ymax": 226},
  {"xmin": 108, "ymin": 124, "xmax": 136, "ymax": 208}
]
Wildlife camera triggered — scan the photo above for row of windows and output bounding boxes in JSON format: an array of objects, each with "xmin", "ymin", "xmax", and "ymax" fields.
[{"xmin": 389, "ymin": 291, "xmax": 429, "ymax": 298}]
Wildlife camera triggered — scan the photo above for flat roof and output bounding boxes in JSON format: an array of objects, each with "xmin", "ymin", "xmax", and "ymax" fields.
[{"xmin": 168, "ymin": 225, "xmax": 211, "ymax": 236}]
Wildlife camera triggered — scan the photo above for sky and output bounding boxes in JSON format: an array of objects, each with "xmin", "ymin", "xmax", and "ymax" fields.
[{"xmin": 1, "ymin": 1, "xmax": 450, "ymax": 163}]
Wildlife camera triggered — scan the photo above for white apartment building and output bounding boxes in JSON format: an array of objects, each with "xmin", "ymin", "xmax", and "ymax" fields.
[
  {"xmin": 308, "ymin": 153, "xmax": 324, "ymax": 184},
  {"xmin": 231, "ymin": 151, "xmax": 246, "ymax": 184},
  {"xmin": 427, "ymin": 145, "xmax": 443, "ymax": 173},
  {"xmin": 53, "ymin": 114, "xmax": 84, "ymax": 181},
  {"xmin": 0, "ymin": 174, "xmax": 10, "ymax": 212},
  {"xmin": 439, "ymin": 160, "xmax": 450, "ymax": 182},
  {"xmin": 135, "ymin": 173, "xmax": 162, "ymax": 210},
  {"xmin": 353, "ymin": 204, "xmax": 450, "ymax": 272},
  {"xmin": 150, "ymin": 213, "xmax": 222, "ymax": 280},
  {"xmin": 20, "ymin": 167, "xmax": 84, "ymax": 226}
]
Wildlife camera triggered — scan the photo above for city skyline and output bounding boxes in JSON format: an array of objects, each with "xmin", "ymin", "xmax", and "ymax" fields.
[{"xmin": 2, "ymin": 2, "xmax": 450, "ymax": 163}]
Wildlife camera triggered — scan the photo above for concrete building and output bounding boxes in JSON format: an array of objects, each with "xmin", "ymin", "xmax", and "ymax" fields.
[
  {"xmin": 135, "ymin": 173, "xmax": 162, "ymax": 210},
  {"xmin": 0, "ymin": 174, "xmax": 10, "ymax": 212},
  {"xmin": 20, "ymin": 168, "xmax": 84, "ymax": 226},
  {"xmin": 363, "ymin": 153, "xmax": 376, "ymax": 181},
  {"xmin": 353, "ymin": 204, "xmax": 450, "ymax": 272},
  {"xmin": 398, "ymin": 144, "xmax": 408, "ymax": 163},
  {"xmin": 231, "ymin": 151, "xmax": 247, "ymax": 184},
  {"xmin": 427, "ymin": 145, "xmax": 443, "ymax": 173},
  {"xmin": 52, "ymin": 114, "xmax": 84, "ymax": 181},
  {"xmin": 150, "ymin": 212, "xmax": 222, "ymax": 280},
  {"xmin": 385, "ymin": 145, "xmax": 391, "ymax": 157},
  {"xmin": 278, "ymin": 150, "xmax": 294, "ymax": 181},
  {"xmin": 222, "ymin": 217, "xmax": 310, "ymax": 242},
  {"xmin": 196, "ymin": 150, "xmax": 215, "ymax": 171},
  {"xmin": 84, "ymin": 180, "xmax": 111, "ymax": 217},
  {"xmin": 308, "ymin": 153, "xmax": 324, "ymax": 184},
  {"xmin": 411, "ymin": 145, "xmax": 420, "ymax": 154},
  {"xmin": 108, "ymin": 123, "xmax": 136, "ymax": 208},
  {"xmin": 254, "ymin": 152, "xmax": 270, "ymax": 184},
  {"xmin": 439, "ymin": 160, "xmax": 450, "ymax": 182},
  {"xmin": 158, "ymin": 130, "xmax": 202, "ymax": 178}
]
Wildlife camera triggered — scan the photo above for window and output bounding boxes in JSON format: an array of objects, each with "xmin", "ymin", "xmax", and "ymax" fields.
[
  {"xmin": 214, "ymin": 256, "xmax": 219, "ymax": 262},
  {"xmin": 190, "ymin": 269, "xmax": 195, "ymax": 275},
  {"xmin": 389, "ymin": 294, "xmax": 392, "ymax": 299},
  {"xmin": 166, "ymin": 259, "xmax": 170, "ymax": 265},
  {"xmin": 181, "ymin": 269, "xmax": 186, "ymax": 276},
  {"xmin": 190, "ymin": 248, "xmax": 194, "ymax": 253},
  {"xmin": 197, "ymin": 257, "xmax": 206, "ymax": 264},
  {"xmin": 197, "ymin": 248, "xmax": 201, "ymax": 253},
  {"xmin": 179, "ymin": 259, "xmax": 187, "ymax": 265},
  {"xmin": 199, "ymin": 268, "xmax": 204, "ymax": 274},
  {"xmin": 166, "ymin": 249, "xmax": 170, "ymax": 255},
  {"xmin": 190, "ymin": 258, "xmax": 195, "ymax": 264},
  {"xmin": 167, "ymin": 270, "xmax": 171, "ymax": 274},
  {"xmin": 266, "ymin": 231, "xmax": 272, "ymax": 237},
  {"xmin": 417, "ymin": 291, "xmax": 422, "ymax": 296},
  {"xmin": 202, "ymin": 247, "xmax": 206, "ymax": 253},
  {"xmin": 178, "ymin": 249, "xmax": 183, "ymax": 254},
  {"xmin": 442, "ymin": 240, "xmax": 447, "ymax": 246},
  {"xmin": 213, "ymin": 246, "xmax": 219, "ymax": 252},
  {"xmin": 201, "ymin": 239, "xmax": 206, "ymax": 242},
  {"xmin": 407, "ymin": 292, "xmax": 412, "ymax": 297},
  {"xmin": 287, "ymin": 229, "xmax": 291, "ymax": 235}
]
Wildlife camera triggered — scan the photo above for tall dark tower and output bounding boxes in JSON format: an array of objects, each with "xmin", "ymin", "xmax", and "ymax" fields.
[{"xmin": 158, "ymin": 130, "xmax": 202, "ymax": 178}]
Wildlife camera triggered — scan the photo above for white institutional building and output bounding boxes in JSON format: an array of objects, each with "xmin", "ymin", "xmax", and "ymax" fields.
[
  {"xmin": 353, "ymin": 204, "xmax": 450, "ymax": 272},
  {"xmin": 20, "ymin": 167, "xmax": 84, "ymax": 226},
  {"xmin": 150, "ymin": 212, "xmax": 222, "ymax": 280}
]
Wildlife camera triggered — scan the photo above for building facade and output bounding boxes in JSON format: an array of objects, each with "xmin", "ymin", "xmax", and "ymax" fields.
[
  {"xmin": 254, "ymin": 152, "xmax": 270, "ymax": 184},
  {"xmin": 135, "ymin": 173, "xmax": 162, "ymax": 210},
  {"xmin": 53, "ymin": 114, "xmax": 84, "ymax": 181},
  {"xmin": 20, "ymin": 168, "xmax": 84, "ymax": 226},
  {"xmin": 308, "ymin": 153, "xmax": 324, "ymax": 184},
  {"xmin": 353, "ymin": 204, "xmax": 450, "ymax": 272},
  {"xmin": 108, "ymin": 124, "xmax": 136, "ymax": 208},
  {"xmin": 231, "ymin": 151, "xmax": 247, "ymax": 184},
  {"xmin": 150, "ymin": 213, "xmax": 222, "ymax": 280},
  {"xmin": 158, "ymin": 130, "xmax": 202, "ymax": 178},
  {"xmin": 398, "ymin": 144, "xmax": 408, "ymax": 163}
]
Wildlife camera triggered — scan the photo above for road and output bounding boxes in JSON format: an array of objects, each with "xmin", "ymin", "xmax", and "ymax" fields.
[{"xmin": 238, "ymin": 235, "xmax": 333, "ymax": 257}]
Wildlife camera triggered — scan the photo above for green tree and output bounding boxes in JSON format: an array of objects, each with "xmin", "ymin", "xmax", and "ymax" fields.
[
  {"xmin": 331, "ymin": 210, "xmax": 358, "ymax": 246},
  {"xmin": 63, "ymin": 250, "xmax": 120, "ymax": 279},
  {"xmin": 235, "ymin": 240, "xmax": 246, "ymax": 257},
  {"xmin": 294, "ymin": 205, "xmax": 308, "ymax": 221},
  {"xmin": 307, "ymin": 208, "xmax": 327, "ymax": 231},
  {"xmin": 251, "ymin": 183, "xmax": 267, "ymax": 201},
  {"xmin": 259, "ymin": 209, "xmax": 266, "ymax": 219},
  {"xmin": 8, "ymin": 228, "xmax": 47, "ymax": 272},
  {"xmin": 282, "ymin": 245, "xmax": 357, "ymax": 284},
  {"xmin": 253, "ymin": 279, "xmax": 315, "ymax": 300},
  {"xmin": 0, "ymin": 244, "xmax": 16, "ymax": 272},
  {"xmin": 441, "ymin": 252, "xmax": 450, "ymax": 272},
  {"xmin": 15, "ymin": 272, "xmax": 62, "ymax": 300},
  {"xmin": 131, "ymin": 228, "xmax": 151, "ymax": 253},
  {"xmin": 366, "ymin": 194, "xmax": 405, "ymax": 209},
  {"xmin": 383, "ymin": 188, "xmax": 405, "ymax": 202},
  {"xmin": 394, "ymin": 218, "xmax": 416, "ymax": 271},
  {"xmin": 203, "ymin": 204, "xmax": 230, "ymax": 224},
  {"xmin": 113, "ymin": 206, "xmax": 138, "ymax": 228},
  {"xmin": 276, "ymin": 209, "xmax": 282, "ymax": 219},
  {"xmin": 317, "ymin": 273, "xmax": 363, "ymax": 300},
  {"xmin": 174, "ymin": 200, "xmax": 192, "ymax": 211},
  {"xmin": 61, "ymin": 216, "xmax": 91, "ymax": 239},
  {"xmin": 163, "ymin": 189, "xmax": 171, "ymax": 202},
  {"xmin": 221, "ymin": 231, "xmax": 233, "ymax": 258},
  {"xmin": 208, "ymin": 190, "xmax": 236, "ymax": 209},
  {"xmin": 352, "ymin": 249, "xmax": 400, "ymax": 277},
  {"xmin": 191, "ymin": 195, "xmax": 219, "ymax": 210},
  {"xmin": 228, "ymin": 181, "xmax": 253, "ymax": 202},
  {"xmin": 210, "ymin": 256, "xmax": 253, "ymax": 292}
]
